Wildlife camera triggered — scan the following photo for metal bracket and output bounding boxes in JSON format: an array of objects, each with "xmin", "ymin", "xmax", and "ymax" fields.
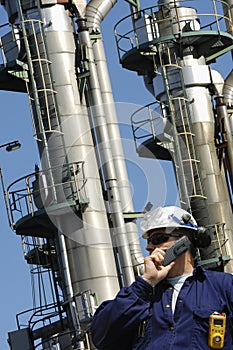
[
  {"xmin": 8, "ymin": 69, "xmax": 29, "ymax": 82},
  {"xmin": 76, "ymin": 197, "xmax": 90, "ymax": 213},
  {"xmin": 206, "ymin": 44, "xmax": 233, "ymax": 63},
  {"xmin": 124, "ymin": 0, "xmax": 140, "ymax": 12},
  {"xmin": 76, "ymin": 43, "xmax": 90, "ymax": 101},
  {"xmin": 90, "ymin": 32, "xmax": 102, "ymax": 42}
]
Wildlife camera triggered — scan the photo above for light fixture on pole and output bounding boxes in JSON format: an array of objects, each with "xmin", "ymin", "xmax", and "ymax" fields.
[
  {"xmin": 0, "ymin": 140, "xmax": 21, "ymax": 152},
  {"xmin": 0, "ymin": 139, "xmax": 21, "ymax": 225}
]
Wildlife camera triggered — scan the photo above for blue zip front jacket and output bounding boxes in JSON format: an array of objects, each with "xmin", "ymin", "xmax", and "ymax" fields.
[{"xmin": 91, "ymin": 266, "xmax": 233, "ymax": 349}]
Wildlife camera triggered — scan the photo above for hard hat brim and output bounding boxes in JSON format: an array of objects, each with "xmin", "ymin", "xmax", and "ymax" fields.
[{"xmin": 142, "ymin": 225, "xmax": 197, "ymax": 239}]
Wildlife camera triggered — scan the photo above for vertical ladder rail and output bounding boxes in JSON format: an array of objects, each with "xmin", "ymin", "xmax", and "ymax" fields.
[
  {"xmin": 158, "ymin": 43, "xmax": 209, "ymax": 220},
  {"xmin": 16, "ymin": 0, "xmax": 58, "ymax": 205}
]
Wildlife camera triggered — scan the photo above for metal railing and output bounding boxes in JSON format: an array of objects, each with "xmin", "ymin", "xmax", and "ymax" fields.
[
  {"xmin": 5, "ymin": 161, "xmax": 88, "ymax": 229},
  {"xmin": 130, "ymin": 95, "xmax": 207, "ymax": 202},
  {"xmin": 114, "ymin": 0, "xmax": 233, "ymax": 61},
  {"xmin": 131, "ymin": 100, "xmax": 171, "ymax": 144}
]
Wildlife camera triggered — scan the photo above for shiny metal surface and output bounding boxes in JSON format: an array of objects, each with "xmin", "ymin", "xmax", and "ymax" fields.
[{"xmin": 0, "ymin": 0, "xmax": 233, "ymax": 348}]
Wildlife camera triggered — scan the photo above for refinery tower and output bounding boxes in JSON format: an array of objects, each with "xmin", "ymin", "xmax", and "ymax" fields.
[{"xmin": 0, "ymin": 0, "xmax": 232, "ymax": 349}]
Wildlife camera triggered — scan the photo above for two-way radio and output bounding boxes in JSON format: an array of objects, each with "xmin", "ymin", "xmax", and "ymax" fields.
[{"xmin": 162, "ymin": 236, "xmax": 191, "ymax": 266}]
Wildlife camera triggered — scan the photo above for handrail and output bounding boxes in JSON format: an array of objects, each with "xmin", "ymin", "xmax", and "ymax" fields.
[
  {"xmin": 16, "ymin": 301, "xmax": 63, "ymax": 330},
  {"xmin": 131, "ymin": 101, "xmax": 168, "ymax": 143},
  {"xmin": 114, "ymin": 0, "xmax": 232, "ymax": 60},
  {"xmin": 6, "ymin": 161, "xmax": 87, "ymax": 229}
]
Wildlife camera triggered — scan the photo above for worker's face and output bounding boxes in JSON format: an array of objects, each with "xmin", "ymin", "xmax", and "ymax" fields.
[{"xmin": 146, "ymin": 230, "xmax": 183, "ymax": 255}]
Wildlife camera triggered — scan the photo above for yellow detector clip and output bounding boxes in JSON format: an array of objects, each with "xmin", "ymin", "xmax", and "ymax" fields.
[{"xmin": 208, "ymin": 312, "xmax": 226, "ymax": 349}]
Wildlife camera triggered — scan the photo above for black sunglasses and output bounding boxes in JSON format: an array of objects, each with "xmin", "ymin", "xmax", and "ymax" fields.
[{"xmin": 147, "ymin": 232, "xmax": 183, "ymax": 245}]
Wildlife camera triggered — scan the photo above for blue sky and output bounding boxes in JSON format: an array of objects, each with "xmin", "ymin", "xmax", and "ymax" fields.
[
  {"xmin": 0, "ymin": 3, "xmax": 153, "ymax": 348},
  {"xmin": 0, "ymin": 1, "xmax": 232, "ymax": 348}
]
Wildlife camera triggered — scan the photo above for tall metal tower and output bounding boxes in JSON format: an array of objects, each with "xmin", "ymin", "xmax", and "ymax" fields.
[
  {"xmin": 115, "ymin": 0, "xmax": 233, "ymax": 268},
  {"xmin": 0, "ymin": 0, "xmax": 143, "ymax": 348},
  {"xmin": 0, "ymin": 0, "xmax": 232, "ymax": 349}
]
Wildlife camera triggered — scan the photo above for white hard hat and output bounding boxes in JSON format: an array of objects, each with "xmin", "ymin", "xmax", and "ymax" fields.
[{"xmin": 141, "ymin": 206, "xmax": 198, "ymax": 239}]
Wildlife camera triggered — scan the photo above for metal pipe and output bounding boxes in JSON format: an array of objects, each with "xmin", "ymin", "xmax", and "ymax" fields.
[
  {"xmin": 215, "ymin": 96, "xmax": 233, "ymax": 193},
  {"xmin": 219, "ymin": 0, "xmax": 233, "ymax": 204},
  {"xmin": 221, "ymin": 0, "xmax": 233, "ymax": 37},
  {"xmin": 86, "ymin": 0, "xmax": 117, "ymax": 31},
  {"xmin": 86, "ymin": 0, "xmax": 144, "ymax": 271},
  {"xmin": 223, "ymin": 70, "xmax": 233, "ymax": 109},
  {"xmin": 158, "ymin": 0, "xmax": 180, "ymax": 7},
  {"xmin": 78, "ymin": 18, "xmax": 135, "ymax": 286},
  {"xmin": 56, "ymin": 231, "xmax": 80, "ymax": 336}
]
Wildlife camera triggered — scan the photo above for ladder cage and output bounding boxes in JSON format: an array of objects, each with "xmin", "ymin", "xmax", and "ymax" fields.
[{"xmin": 6, "ymin": 161, "xmax": 88, "ymax": 228}]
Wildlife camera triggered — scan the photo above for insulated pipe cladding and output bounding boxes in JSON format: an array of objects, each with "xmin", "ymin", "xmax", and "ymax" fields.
[
  {"xmin": 181, "ymin": 60, "xmax": 233, "ymax": 268},
  {"xmin": 146, "ymin": 1, "xmax": 233, "ymax": 269},
  {"xmin": 1, "ymin": 0, "xmax": 233, "ymax": 348},
  {"xmin": 85, "ymin": 0, "xmax": 144, "ymax": 271},
  {"xmin": 2, "ymin": 0, "xmax": 121, "ymax": 306}
]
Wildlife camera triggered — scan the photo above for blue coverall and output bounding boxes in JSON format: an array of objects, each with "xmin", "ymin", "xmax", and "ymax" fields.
[{"xmin": 91, "ymin": 266, "xmax": 233, "ymax": 349}]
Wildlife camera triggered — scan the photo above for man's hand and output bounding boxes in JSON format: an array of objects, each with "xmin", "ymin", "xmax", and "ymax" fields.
[{"xmin": 141, "ymin": 248, "xmax": 175, "ymax": 286}]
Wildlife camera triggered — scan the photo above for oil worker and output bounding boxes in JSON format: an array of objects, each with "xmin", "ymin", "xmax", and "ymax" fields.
[{"xmin": 91, "ymin": 206, "xmax": 233, "ymax": 349}]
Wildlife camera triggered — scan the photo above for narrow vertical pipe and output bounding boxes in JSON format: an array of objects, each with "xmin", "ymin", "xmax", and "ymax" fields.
[
  {"xmin": 215, "ymin": 96, "xmax": 233, "ymax": 196},
  {"xmin": 78, "ymin": 18, "xmax": 135, "ymax": 286},
  {"xmin": 86, "ymin": 0, "xmax": 144, "ymax": 271}
]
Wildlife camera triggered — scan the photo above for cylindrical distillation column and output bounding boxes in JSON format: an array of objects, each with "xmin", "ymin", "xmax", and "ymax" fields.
[
  {"xmin": 180, "ymin": 55, "xmax": 233, "ymax": 268},
  {"xmin": 220, "ymin": 0, "xmax": 233, "ymax": 190},
  {"xmin": 151, "ymin": 0, "xmax": 233, "ymax": 269},
  {"xmin": 2, "ymin": 0, "xmax": 120, "ymax": 310}
]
